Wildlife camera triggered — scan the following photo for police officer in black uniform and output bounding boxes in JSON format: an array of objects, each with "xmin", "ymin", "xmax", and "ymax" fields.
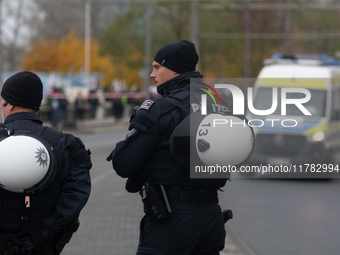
[
  {"xmin": 108, "ymin": 40, "xmax": 228, "ymax": 255},
  {"xmin": 0, "ymin": 71, "xmax": 92, "ymax": 255}
]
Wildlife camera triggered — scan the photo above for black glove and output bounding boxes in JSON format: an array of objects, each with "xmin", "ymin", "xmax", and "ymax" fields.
[
  {"xmin": 0, "ymin": 234, "xmax": 13, "ymax": 254},
  {"xmin": 6, "ymin": 228, "xmax": 49, "ymax": 255},
  {"xmin": 6, "ymin": 230, "xmax": 30, "ymax": 255},
  {"xmin": 126, "ymin": 174, "xmax": 144, "ymax": 193},
  {"xmin": 25, "ymin": 228, "xmax": 49, "ymax": 249}
]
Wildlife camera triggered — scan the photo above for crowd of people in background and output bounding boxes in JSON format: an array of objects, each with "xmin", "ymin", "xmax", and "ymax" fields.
[{"xmin": 45, "ymin": 88, "xmax": 149, "ymax": 129}]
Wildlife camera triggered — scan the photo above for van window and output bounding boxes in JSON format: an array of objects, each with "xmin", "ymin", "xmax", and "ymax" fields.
[{"xmin": 252, "ymin": 87, "xmax": 326, "ymax": 117}]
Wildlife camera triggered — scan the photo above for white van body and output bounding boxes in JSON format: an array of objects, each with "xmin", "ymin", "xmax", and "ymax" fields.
[{"xmin": 246, "ymin": 54, "xmax": 340, "ymax": 174}]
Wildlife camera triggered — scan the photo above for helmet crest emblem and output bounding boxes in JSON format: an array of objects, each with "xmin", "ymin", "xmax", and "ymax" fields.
[{"xmin": 35, "ymin": 147, "xmax": 48, "ymax": 168}]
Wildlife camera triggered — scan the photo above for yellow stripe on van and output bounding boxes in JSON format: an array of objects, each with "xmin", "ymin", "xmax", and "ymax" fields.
[
  {"xmin": 324, "ymin": 124, "xmax": 340, "ymax": 147},
  {"xmin": 304, "ymin": 120, "xmax": 328, "ymax": 136},
  {"xmin": 257, "ymin": 78, "xmax": 327, "ymax": 89}
]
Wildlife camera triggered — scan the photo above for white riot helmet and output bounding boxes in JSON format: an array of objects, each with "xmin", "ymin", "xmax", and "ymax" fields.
[
  {"xmin": 0, "ymin": 131, "xmax": 55, "ymax": 193},
  {"xmin": 195, "ymin": 114, "xmax": 254, "ymax": 166},
  {"xmin": 170, "ymin": 112, "xmax": 255, "ymax": 167}
]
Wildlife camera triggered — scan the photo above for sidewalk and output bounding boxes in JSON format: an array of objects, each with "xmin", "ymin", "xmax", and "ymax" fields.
[{"xmin": 45, "ymin": 116, "xmax": 128, "ymax": 133}]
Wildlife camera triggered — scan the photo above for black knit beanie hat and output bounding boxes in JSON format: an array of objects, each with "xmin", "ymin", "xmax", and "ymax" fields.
[
  {"xmin": 1, "ymin": 71, "xmax": 43, "ymax": 110},
  {"xmin": 153, "ymin": 40, "xmax": 199, "ymax": 74}
]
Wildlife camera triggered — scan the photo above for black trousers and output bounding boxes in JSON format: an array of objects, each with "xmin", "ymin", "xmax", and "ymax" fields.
[
  {"xmin": 32, "ymin": 244, "xmax": 55, "ymax": 255},
  {"xmin": 137, "ymin": 203, "xmax": 225, "ymax": 255}
]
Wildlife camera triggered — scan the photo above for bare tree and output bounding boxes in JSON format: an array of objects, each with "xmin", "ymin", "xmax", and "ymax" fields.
[
  {"xmin": 1, "ymin": 1, "xmax": 39, "ymax": 71},
  {"xmin": 0, "ymin": 0, "xmax": 127, "ymax": 72},
  {"xmin": 155, "ymin": 1, "xmax": 191, "ymax": 42},
  {"xmin": 31, "ymin": 1, "xmax": 122, "ymax": 41},
  {"xmin": 158, "ymin": 1, "xmax": 191, "ymax": 41}
]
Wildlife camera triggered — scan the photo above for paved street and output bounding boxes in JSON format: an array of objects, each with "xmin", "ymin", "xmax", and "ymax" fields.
[
  {"xmin": 57, "ymin": 117, "xmax": 340, "ymax": 255},
  {"xmin": 59, "ymin": 120, "xmax": 241, "ymax": 255},
  {"xmin": 220, "ymin": 177, "xmax": 340, "ymax": 255},
  {"xmin": 54, "ymin": 118, "xmax": 340, "ymax": 255}
]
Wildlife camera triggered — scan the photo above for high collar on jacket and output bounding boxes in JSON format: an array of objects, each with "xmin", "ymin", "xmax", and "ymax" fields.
[
  {"xmin": 3, "ymin": 112, "xmax": 42, "ymax": 125},
  {"xmin": 156, "ymin": 71, "xmax": 203, "ymax": 96}
]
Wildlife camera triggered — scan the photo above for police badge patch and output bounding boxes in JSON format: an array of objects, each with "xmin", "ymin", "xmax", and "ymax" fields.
[
  {"xmin": 127, "ymin": 128, "xmax": 138, "ymax": 138},
  {"xmin": 139, "ymin": 100, "xmax": 154, "ymax": 110}
]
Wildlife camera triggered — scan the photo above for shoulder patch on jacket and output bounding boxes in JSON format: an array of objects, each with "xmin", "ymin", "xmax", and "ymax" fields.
[
  {"xmin": 127, "ymin": 128, "xmax": 139, "ymax": 138},
  {"xmin": 139, "ymin": 100, "xmax": 154, "ymax": 111}
]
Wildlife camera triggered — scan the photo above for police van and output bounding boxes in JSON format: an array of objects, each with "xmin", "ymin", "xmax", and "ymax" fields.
[{"xmin": 245, "ymin": 53, "xmax": 340, "ymax": 177}]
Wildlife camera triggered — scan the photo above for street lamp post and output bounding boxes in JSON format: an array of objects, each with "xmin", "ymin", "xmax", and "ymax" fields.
[
  {"xmin": 144, "ymin": 0, "xmax": 151, "ymax": 91},
  {"xmin": 84, "ymin": 0, "xmax": 91, "ymax": 90}
]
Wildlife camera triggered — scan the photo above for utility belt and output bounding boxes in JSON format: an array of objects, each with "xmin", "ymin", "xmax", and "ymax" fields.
[
  {"xmin": 139, "ymin": 184, "xmax": 219, "ymax": 222},
  {"xmin": 166, "ymin": 186, "xmax": 218, "ymax": 204}
]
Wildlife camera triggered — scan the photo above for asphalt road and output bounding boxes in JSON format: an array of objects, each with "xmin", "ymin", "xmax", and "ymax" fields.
[
  {"xmin": 60, "ymin": 125, "xmax": 340, "ymax": 255},
  {"xmin": 62, "ymin": 127, "xmax": 143, "ymax": 255},
  {"xmin": 60, "ymin": 126, "xmax": 240, "ymax": 255},
  {"xmin": 219, "ymin": 177, "xmax": 340, "ymax": 255}
]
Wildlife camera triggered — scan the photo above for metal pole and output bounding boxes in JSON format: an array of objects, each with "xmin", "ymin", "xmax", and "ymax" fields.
[
  {"xmin": 244, "ymin": 0, "xmax": 250, "ymax": 89},
  {"xmin": 144, "ymin": 0, "xmax": 151, "ymax": 91},
  {"xmin": 84, "ymin": 1, "xmax": 91, "ymax": 90},
  {"xmin": 284, "ymin": 0, "xmax": 292, "ymax": 54},
  {"xmin": 191, "ymin": 0, "xmax": 200, "ymax": 70},
  {"xmin": 312, "ymin": 9, "xmax": 317, "ymax": 54}
]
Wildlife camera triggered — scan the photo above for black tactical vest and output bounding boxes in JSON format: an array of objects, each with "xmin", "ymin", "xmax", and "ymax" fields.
[
  {"xmin": 130, "ymin": 88, "xmax": 228, "ymax": 189},
  {"xmin": 0, "ymin": 125, "xmax": 85, "ymax": 232}
]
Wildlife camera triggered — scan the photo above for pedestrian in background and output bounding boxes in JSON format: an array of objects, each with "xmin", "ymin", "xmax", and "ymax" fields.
[
  {"xmin": 88, "ymin": 90, "xmax": 98, "ymax": 119},
  {"xmin": 75, "ymin": 92, "xmax": 86, "ymax": 121}
]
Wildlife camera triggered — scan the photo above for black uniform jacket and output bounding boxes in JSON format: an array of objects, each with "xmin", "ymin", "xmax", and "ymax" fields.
[
  {"xmin": 110, "ymin": 71, "xmax": 230, "ymax": 192},
  {"xmin": 0, "ymin": 112, "xmax": 92, "ymax": 240},
  {"xmin": 111, "ymin": 72, "xmax": 201, "ymax": 176}
]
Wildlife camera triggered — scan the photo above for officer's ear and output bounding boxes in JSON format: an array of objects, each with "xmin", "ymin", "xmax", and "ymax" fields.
[{"xmin": 7, "ymin": 104, "xmax": 15, "ymax": 111}]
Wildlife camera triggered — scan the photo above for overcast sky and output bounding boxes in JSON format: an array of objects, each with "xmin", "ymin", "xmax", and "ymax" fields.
[{"xmin": 0, "ymin": 0, "xmax": 40, "ymax": 47}]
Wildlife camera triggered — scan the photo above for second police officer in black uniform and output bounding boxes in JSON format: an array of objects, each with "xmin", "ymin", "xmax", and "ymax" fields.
[
  {"xmin": 0, "ymin": 71, "xmax": 92, "ymax": 255},
  {"xmin": 108, "ymin": 40, "xmax": 229, "ymax": 255}
]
